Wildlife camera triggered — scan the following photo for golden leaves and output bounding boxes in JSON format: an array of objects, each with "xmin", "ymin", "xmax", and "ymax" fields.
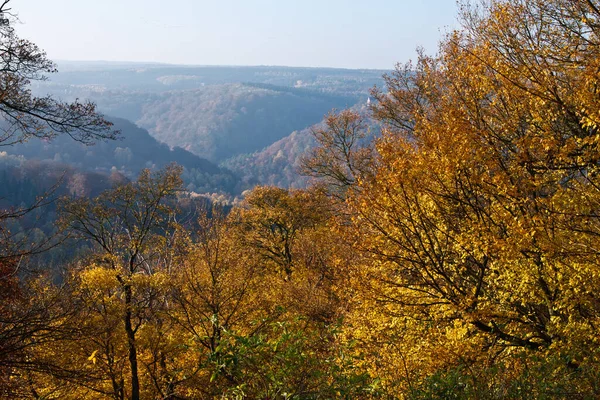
[
  {"xmin": 86, "ymin": 350, "xmax": 98, "ymax": 365},
  {"xmin": 318, "ymin": 0, "xmax": 600, "ymax": 394}
]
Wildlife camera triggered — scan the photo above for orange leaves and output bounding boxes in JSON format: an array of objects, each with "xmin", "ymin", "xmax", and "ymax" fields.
[{"xmin": 305, "ymin": 0, "xmax": 600, "ymax": 394}]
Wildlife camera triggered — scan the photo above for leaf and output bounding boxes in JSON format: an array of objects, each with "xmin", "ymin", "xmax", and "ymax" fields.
[{"xmin": 87, "ymin": 350, "xmax": 98, "ymax": 365}]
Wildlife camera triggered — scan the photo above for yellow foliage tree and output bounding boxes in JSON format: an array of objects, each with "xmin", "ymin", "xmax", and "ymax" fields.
[
  {"xmin": 51, "ymin": 165, "xmax": 184, "ymax": 399},
  {"xmin": 305, "ymin": 0, "xmax": 600, "ymax": 396},
  {"xmin": 232, "ymin": 186, "xmax": 347, "ymax": 323}
]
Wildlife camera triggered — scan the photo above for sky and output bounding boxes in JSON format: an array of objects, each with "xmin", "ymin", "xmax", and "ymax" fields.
[{"xmin": 13, "ymin": 0, "xmax": 460, "ymax": 70}]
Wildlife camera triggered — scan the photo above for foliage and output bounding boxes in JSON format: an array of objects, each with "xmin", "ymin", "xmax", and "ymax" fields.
[
  {"xmin": 11, "ymin": 0, "xmax": 600, "ymax": 398},
  {"xmin": 56, "ymin": 166, "xmax": 183, "ymax": 400},
  {"xmin": 315, "ymin": 0, "xmax": 600, "ymax": 396},
  {"xmin": 10, "ymin": 174, "xmax": 374, "ymax": 399},
  {"xmin": 217, "ymin": 319, "xmax": 376, "ymax": 400},
  {"xmin": 407, "ymin": 353, "xmax": 600, "ymax": 400}
]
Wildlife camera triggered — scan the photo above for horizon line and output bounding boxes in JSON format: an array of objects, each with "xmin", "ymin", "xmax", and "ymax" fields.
[{"xmin": 54, "ymin": 59, "xmax": 394, "ymax": 72}]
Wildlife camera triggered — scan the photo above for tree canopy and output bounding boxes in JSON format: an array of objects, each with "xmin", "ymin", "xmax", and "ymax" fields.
[
  {"xmin": 7, "ymin": 0, "xmax": 600, "ymax": 398},
  {"xmin": 326, "ymin": 0, "xmax": 600, "ymax": 395}
]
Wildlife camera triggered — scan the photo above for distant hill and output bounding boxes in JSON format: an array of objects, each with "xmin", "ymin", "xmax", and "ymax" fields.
[
  {"xmin": 28, "ymin": 63, "xmax": 388, "ymax": 187},
  {"xmin": 40, "ymin": 63, "xmax": 387, "ymax": 95},
  {"xmin": 223, "ymin": 103, "xmax": 380, "ymax": 189},
  {"xmin": 2, "ymin": 118, "xmax": 241, "ymax": 195},
  {"xmin": 135, "ymin": 83, "xmax": 356, "ymax": 161},
  {"xmin": 222, "ymin": 127, "xmax": 315, "ymax": 189}
]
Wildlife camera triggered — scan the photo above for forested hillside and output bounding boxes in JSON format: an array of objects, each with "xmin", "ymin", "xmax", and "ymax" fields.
[
  {"xmin": 135, "ymin": 83, "xmax": 355, "ymax": 161},
  {"xmin": 5, "ymin": 0, "xmax": 600, "ymax": 399},
  {"xmin": 37, "ymin": 63, "xmax": 386, "ymax": 95},
  {"xmin": 31, "ymin": 64, "xmax": 385, "ymax": 177},
  {"xmin": 223, "ymin": 103, "xmax": 379, "ymax": 188},
  {"xmin": 2, "ymin": 118, "xmax": 241, "ymax": 195}
]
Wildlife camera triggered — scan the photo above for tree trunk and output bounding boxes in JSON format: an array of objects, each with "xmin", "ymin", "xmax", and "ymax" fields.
[{"xmin": 124, "ymin": 285, "xmax": 140, "ymax": 400}]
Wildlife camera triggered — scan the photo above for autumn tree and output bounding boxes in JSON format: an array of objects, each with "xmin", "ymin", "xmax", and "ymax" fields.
[
  {"xmin": 0, "ymin": 1, "xmax": 118, "ymax": 395},
  {"xmin": 56, "ymin": 166, "xmax": 183, "ymax": 400},
  {"xmin": 32, "ymin": 185, "xmax": 373, "ymax": 399},
  {"xmin": 160, "ymin": 206, "xmax": 272, "ymax": 397},
  {"xmin": 231, "ymin": 186, "xmax": 353, "ymax": 323},
  {"xmin": 302, "ymin": 0, "xmax": 600, "ymax": 396},
  {"xmin": 222, "ymin": 187, "xmax": 373, "ymax": 398},
  {"xmin": 233, "ymin": 187, "xmax": 330, "ymax": 277},
  {"xmin": 300, "ymin": 109, "xmax": 375, "ymax": 201}
]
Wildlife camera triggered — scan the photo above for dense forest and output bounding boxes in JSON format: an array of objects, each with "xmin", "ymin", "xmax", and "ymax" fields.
[
  {"xmin": 1, "ymin": 118, "xmax": 241, "ymax": 195},
  {"xmin": 29, "ymin": 60, "xmax": 384, "ymax": 181},
  {"xmin": 135, "ymin": 83, "xmax": 355, "ymax": 162},
  {"xmin": 4, "ymin": 0, "xmax": 600, "ymax": 399}
]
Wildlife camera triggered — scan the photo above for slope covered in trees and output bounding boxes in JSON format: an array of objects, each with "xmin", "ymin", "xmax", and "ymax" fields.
[
  {"xmin": 6, "ymin": 0, "xmax": 600, "ymax": 398},
  {"xmin": 135, "ymin": 83, "xmax": 355, "ymax": 161},
  {"xmin": 36, "ymin": 63, "xmax": 386, "ymax": 95},
  {"xmin": 2, "ymin": 118, "xmax": 241, "ymax": 195},
  {"xmin": 31, "ymin": 64, "xmax": 384, "ymax": 169},
  {"xmin": 222, "ymin": 103, "xmax": 379, "ymax": 188},
  {"xmin": 222, "ymin": 125, "xmax": 316, "ymax": 189}
]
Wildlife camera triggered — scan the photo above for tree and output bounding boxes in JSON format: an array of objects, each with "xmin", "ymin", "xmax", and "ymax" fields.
[
  {"xmin": 172, "ymin": 197, "xmax": 373, "ymax": 398},
  {"xmin": 0, "ymin": 0, "xmax": 116, "ymax": 146},
  {"xmin": 165, "ymin": 206, "xmax": 271, "ymax": 397},
  {"xmin": 58, "ymin": 166, "xmax": 183, "ymax": 400},
  {"xmin": 232, "ymin": 185, "xmax": 354, "ymax": 333},
  {"xmin": 300, "ymin": 110, "xmax": 374, "ymax": 201},
  {"xmin": 0, "ymin": 1, "xmax": 118, "ymax": 394},
  {"xmin": 304, "ymin": 0, "xmax": 600, "ymax": 395},
  {"xmin": 34, "ymin": 186, "xmax": 371, "ymax": 399}
]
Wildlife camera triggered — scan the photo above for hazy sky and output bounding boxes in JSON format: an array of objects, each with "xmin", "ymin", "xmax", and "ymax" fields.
[{"xmin": 14, "ymin": 0, "xmax": 460, "ymax": 70}]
